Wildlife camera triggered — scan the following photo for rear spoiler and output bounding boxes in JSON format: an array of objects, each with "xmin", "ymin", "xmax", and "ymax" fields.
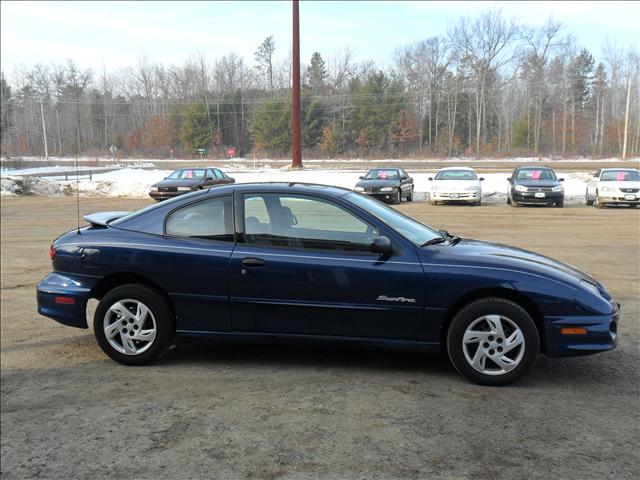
[{"xmin": 83, "ymin": 211, "xmax": 132, "ymax": 227}]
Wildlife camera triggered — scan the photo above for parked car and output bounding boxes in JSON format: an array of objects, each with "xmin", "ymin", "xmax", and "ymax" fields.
[
  {"xmin": 149, "ymin": 167, "xmax": 234, "ymax": 201},
  {"xmin": 586, "ymin": 168, "xmax": 640, "ymax": 208},
  {"xmin": 354, "ymin": 168, "xmax": 413, "ymax": 204},
  {"xmin": 37, "ymin": 182, "xmax": 619, "ymax": 386},
  {"xmin": 507, "ymin": 166, "xmax": 564, "ymax": 207},
  {"xmin": 428, "ymin": 167, "xmax": 484, "ymax": 206}
]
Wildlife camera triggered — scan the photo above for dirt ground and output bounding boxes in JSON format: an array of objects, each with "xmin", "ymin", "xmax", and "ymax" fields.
[{"xmin": 1, "ymin": 196, "xmax": 639, "ymax": 480}]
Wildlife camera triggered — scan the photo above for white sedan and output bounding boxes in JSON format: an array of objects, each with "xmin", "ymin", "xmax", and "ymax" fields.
[
  {"xmin": 428, "ymin": 167, "xmax": 484, "ymax": 206},
  {"xmin": 586, "ymin": 168, "xmax": 640, "ymax": 208}
]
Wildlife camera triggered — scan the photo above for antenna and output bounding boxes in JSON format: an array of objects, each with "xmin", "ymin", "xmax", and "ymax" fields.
[{"xmin": 75, "ymin": 94, "xmax": 81, "ymax": 235}]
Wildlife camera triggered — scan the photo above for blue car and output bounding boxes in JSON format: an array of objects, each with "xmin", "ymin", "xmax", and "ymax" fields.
[{"xmin": 37, "ymin": 183, "xmax": 619, "ymax": 385}]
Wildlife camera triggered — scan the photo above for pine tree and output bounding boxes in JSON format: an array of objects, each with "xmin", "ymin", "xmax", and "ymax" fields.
[
  {"xmin": 306, "ymin": 52, "xmax": 327, "ymax": 96},
  {"xmin": 180, "ymin": 102, "xmax": 212, "ymax": 152},
  {"xmin": 302, "ymin": 97, "xmax": 325, "ymax": 148},
  {"xmin": 249, "ymin": 98, "xmax": 291, "ymax": 153}
]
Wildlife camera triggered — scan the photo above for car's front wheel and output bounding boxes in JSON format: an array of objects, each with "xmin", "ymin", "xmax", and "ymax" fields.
[
  {"xmin": 392, "ymin": 189, "xmax": 401, "ymax": 205},
  {"xmin": 446, "ymin": 298, "xmax": 539, "ymax": 386},
  {"xmin": 93, "ymin": 284, "xmax": 174, "ymax": 365}
]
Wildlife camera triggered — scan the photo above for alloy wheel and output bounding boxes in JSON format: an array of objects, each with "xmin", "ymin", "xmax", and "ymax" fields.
[
  {"xmin": 103, "ymin": 299, "xmax": 157, "ymax": 355},
  {"xmin": 462, "ymin": 314, "xmax": 526, "ymax": 376}
]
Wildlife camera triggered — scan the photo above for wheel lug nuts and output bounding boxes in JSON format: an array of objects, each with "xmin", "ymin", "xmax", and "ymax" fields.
[
  {"xmin": 488, "ymin": 336, "xmax": 494, "ymax": 341},
  {"xmin": 497, "ymin": 338, "xmax": 503, "ymax": 344},
  {"xmin": 123, "ymin": 328, "xmax": 127, "ymax": 333},
  {"xmin": 483, "ymin": 342, "xmax": 490, "ymax": 348},
  {"xmin": 134, "ymin": 325, "xmax": 139, "ymax": 330},
  {"xmin": 497, "ymin": 347, "xmax": 503, "ymax": 352},
  {"xmin": 128, "ymin": 319, "xmax": 134, "ymax": 324},
  {"xmin": 489, "ymin": 349, "xmax": 495, "ymax": 355},
  {"xmin": 121, "ymin": 320, "xmax": 127, "ymax": 326}
]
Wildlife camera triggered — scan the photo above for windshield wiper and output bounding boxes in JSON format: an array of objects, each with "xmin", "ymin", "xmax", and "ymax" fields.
[
  {"xmin": 439, "ymin": 229, "xmax": 462, "ymax": 245},
  {"xmin": 421, "ymin": 237, "xmax": 447, "ymax": 247}
]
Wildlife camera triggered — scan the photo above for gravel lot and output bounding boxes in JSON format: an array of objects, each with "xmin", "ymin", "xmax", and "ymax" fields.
[{"xmin": 1, "ymin": 196, "xmax": 639, "ymax": 479}]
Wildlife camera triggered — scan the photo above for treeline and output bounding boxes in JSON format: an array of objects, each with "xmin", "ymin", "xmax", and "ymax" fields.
[{"xmin": 1, "ymin": 10, "xmax": 639, "ymax": 160}]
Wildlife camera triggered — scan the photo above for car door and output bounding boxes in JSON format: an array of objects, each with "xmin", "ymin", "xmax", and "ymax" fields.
[
  {"xmin": 161, "ymin": 195, "xmax": 235, "ymax": 332},
  {"xmin": 228, "ymin": 191, "xmax": 426, "ymax": 340}
]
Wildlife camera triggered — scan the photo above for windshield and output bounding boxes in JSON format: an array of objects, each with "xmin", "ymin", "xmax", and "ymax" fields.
[
  {"xmin": 601, "ymin": 170, "xmax": 640, "ymax": 181},
  {"xmin": 434, "ymin": 170, "xmax": 477, "ymax": 181},
  {"xmin": 364, "ymin": 169, "xmax": 399, "ymax": 180},
  {"xmin": 168, "ymin": 169, "xmax": 207, "ymax": 180},
  {"xmin": 516, "ymin": 169, "xmax": 557, "ymax": 181},
  {"xmin": 346, "ymin": 192, "xmax": 441, "ymax": 246}
]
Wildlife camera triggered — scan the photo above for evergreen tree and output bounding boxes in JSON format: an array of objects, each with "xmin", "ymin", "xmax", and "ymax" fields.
[
  {"xmin": 180, "ymin": 102, "xmax": 211, "ymax": 152},
  {"xmin": 255, "ymin": 36, "xmax": 276, "ymax": 94},
  {"xmin": 302, "ymin": 97, "xmax": 325, "ymax": 147},
  {"xmin": 306, "ymin": 52, "xmax": 327, "ymax": 95},
  {"xmin": 249, "ymin": 98, "xmax": 291, "ymax": 153},
  {"xmin": 569, "ymin": 49, "xmax": 595, "ymax": 112}
]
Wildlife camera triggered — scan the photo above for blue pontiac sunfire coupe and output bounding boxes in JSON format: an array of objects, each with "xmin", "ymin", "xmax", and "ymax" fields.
[{"xmin": 37, "ymin": 183, "xmax": 619, "ymax": 385}]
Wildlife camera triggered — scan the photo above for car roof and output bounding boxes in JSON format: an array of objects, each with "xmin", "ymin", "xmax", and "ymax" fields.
[
  {"xmin": 600, "ymin": 168, "xmax": 639, "ymax": 172},
  {"xmin": 366, "ymin": 168, "xmax": 401, "ymax": 172}
]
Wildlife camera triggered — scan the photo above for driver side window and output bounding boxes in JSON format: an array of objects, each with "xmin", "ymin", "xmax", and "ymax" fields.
[{"xmin": 243, "ymin": 194, "xmax": 378, "ymax": 252}]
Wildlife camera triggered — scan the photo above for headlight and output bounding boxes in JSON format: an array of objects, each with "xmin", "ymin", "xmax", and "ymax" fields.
[
  {"xmin": 600, "ymin": 186, "xmax": 616, "ymax": 193},
  {"xmin": 580, "ymin": 280, "xmax": 602, "ymax": 299},
  {"xmin": 552, "ymin": 185, "xmax": 564, "ymax": 192},
  {"xmin": 354, "ymin": 186, "xmax": 364, "ymax": 192},
  {"xmin": 465, "ymin": 186, "xmax": 480, "ymax": 191},
  {"xmin": 514, "ymin": 185, "xmax": 528, "ymax": 192},
  {"xmin": 380, "ymin": 187, "xmax": 394, "ymax": 192},
  {"xmin": 150, "ymin": 186, "xmax": 159, "ymax": 191},
  {"xmin": 177, "ymin": 186, "xmax": 192, "ymax": 192}
]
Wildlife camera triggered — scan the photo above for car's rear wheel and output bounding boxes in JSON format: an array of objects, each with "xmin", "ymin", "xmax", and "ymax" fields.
[
  {"xmin": 94, "ymin": 284, "xmax": 174, "ymax": 365},
  {"xmin": 406, "ymin": 187, "xmax": 414, "ymax": 202},
  {"xmin": 446, "ymin": 298, "xmax": 539, "ymax": 386},
  {"xmin": 585, "ymin": 189, "xmax": 593, "ymax": 206}
]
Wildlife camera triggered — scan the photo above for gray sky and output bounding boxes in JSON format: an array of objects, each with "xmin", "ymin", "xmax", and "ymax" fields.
[{"xmin": 2, "ymin": 0, "xmax": 639, "ymax": 74}]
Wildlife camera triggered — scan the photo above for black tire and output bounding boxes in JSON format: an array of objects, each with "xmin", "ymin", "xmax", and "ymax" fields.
[
  {"xmin": 430, "ymin": 199, "xmax": 438, "ymax": 206},
  {"xmin": 93, "ymin": 283, "xmax": 174, "ymax": 365},
  {"xmin": 407, "ymin": 187, "xmax": 414, "ymax": 202},
  {"xmin": 473, "ymin": 199, "xmax": 481, "ymax": 206},
  {"xmin": 506, "ymin": 197, "xmax": 511, "ymax": 205},
  {"xmin": 511, "ymin": 199, "xmax": 519, "ymax": 207},
  {"xmin": 595, "ymin": 193, "xmax": 605, "ymax": 209},
  {"xmin": 446, "ymin": 297, "xmax": 539, "ymax": 386},
  {"xmin": 586, "ymin": 190, "xmax": 593, "ymax": 206},
  {"xmin": 556, "ymin": 200, "xmax": 564, "ymax": 208},
  {"xmin": 392, "ymin": 189, "xmax": 401, "ymax": 205}
]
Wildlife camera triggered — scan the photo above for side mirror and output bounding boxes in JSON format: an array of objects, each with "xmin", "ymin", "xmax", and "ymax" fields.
[
  {"xmin": 479, "ymin": 177, "xmax": 485, "ymax": 181},
  {"xmin": 507, "ymin": 177, "xmax": 512, "ymax": 181},
  {"xmin": 428, "ymin": 177, "xmax": 433, "ymax": 181},
  {"xmin": 359, "ymin": 176, "xmax": 364, "ymax": 179},
  {"xmin": 371, "ymin": 235, "xmax": 393, "ymax": 255},
  {"xmin": 205, "ymin": 177, "xmax": 213, "ymax": 181},
  {"xmin": 559, "ymin": 178, "xmax": 565, "ymax": 182}
]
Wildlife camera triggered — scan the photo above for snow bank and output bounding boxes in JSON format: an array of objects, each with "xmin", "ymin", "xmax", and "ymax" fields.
[{"xmin": 1, "ymin": 166, "xmax": 592, "ymax": 204}]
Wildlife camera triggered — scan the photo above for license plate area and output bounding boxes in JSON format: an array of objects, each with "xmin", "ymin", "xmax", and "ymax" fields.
[
  {"xmin": 450, "ymin": 193, "xmax": 459, "ymax": 199},
  {"xmin": 534, "ymin": 192, "xmax": 546, "ymax": 198},
  {"xmin": 624, "ymin": 194, "xmax": 636, "ymax": 200}
]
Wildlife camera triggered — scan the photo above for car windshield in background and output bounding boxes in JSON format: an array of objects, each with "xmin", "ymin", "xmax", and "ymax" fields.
[
  {"xmin": 601, "ymin": 170, "xmax": 640, "ymax": 181},
  {"xmin": 168, "ymin": 169, "xmax": 206, "ymax": 179},
  {"xmin": 434, "ymin": 170, "xmax": 477, "ymax": 180},
  {"xmin": 365, "ymin": 170, "xmax": 399, "ymax": 180},
  {"xmin": 346, "ymin": 192, "xmax": 441, "ymax": 246},
  {"xmin": 516, "ymin": 169, "xmax": 556, "ymax": 181}
]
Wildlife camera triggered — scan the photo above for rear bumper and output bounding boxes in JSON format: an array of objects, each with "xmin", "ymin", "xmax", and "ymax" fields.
[
  {"xmin": 512, "ymin": 191, "xmax": 563, "ymax": 204},
  {"xmin": 545, "ymin": 303, "xmax": 619, "ymax": 357},
  {"xmin": 36, "ymin": 272, "xmax": 95, "ymax": 329}
]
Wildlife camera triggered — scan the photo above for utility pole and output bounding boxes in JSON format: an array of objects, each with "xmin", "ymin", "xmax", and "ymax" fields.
[
  {"xmin": 622, "ymin": 76, "xmax": 631, "ymax": 160},
  {"xmin": 40, "ymin": 100, "xmax": 48, "ymax": 159},
  {"xmin": 291, "ymin": 0, "xmax": 302, "ymax": 169}
]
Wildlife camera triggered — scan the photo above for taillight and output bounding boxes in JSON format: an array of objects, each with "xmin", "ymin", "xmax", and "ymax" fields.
[{"xmin": 49, "ymin": 244, "xmax": 56, "ymax": 261}]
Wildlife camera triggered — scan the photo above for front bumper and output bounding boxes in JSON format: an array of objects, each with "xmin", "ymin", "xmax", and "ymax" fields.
[
  {"xmin": 37, "ymin": 272, "xmax": 95, "ymax": 329},
  {"xmin": 430, "ymin": 191, "xmax": 480, "ymax": 202},
  {"xmin": 545, "ymin": 302, "xmax": 619, "ymax": 357},
  {"xmin": 597, "ymin": 193, "xmax": 640, "ymax": 205},
  {"xmin": 512, "ymin": 191, "xmax": 563, "ymax": 204},
  {"xmin": 360, "ymin": 191, "xmax": 396, "ymax": 202},
  {"xmin": 149, "ymin": 190, "xmax": 190, "ymax": 201}
]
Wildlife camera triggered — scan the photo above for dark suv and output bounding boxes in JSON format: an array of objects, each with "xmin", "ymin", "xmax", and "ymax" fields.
[{"xmin": 507, "ymin": 166, "xmax": 565, "ymax": 207}]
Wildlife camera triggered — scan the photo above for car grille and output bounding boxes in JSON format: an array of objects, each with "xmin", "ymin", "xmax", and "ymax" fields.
[
  {"xmin": 439, "ymin": 193, "xmax": 473, "ymax": 198},
  {"xmin": 527, "ymin": 186, "xmax": 554, "ymax": 192},
  {"xmin": 619, "ymin": 188, "xmax": 639, "ymax": 193},
  {"xmin": 158, "ymin": 187, "xmax": 177, "ymax": 192}
]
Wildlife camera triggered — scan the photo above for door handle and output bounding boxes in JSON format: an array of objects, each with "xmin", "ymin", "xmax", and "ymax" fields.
[{"xmin": 242, "ymin": 257, "xmax": 267, "ymax": 267}]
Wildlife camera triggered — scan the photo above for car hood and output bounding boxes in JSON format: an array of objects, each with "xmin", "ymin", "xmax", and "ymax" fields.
[
  {"xmin": 513, "ymin": 180, "xmax": 562, "ymax": 188},
  {"xmin": 356, "ymin": 179, "xmax": 400, "ymax": 188},
  {"xmin": 432, "ymin": 179, "xmax": 480, "ymax": 190},
  {"xmin": 599, "ymin": 181, "xmax": 640, "ymax": 189},
  {"xmin": 420, "ymin": 238, "xmax": 598, "ymax": 289},
  {"xmin": 152, "ymin": 178, "xmax": 201, "ymax": 188}
]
